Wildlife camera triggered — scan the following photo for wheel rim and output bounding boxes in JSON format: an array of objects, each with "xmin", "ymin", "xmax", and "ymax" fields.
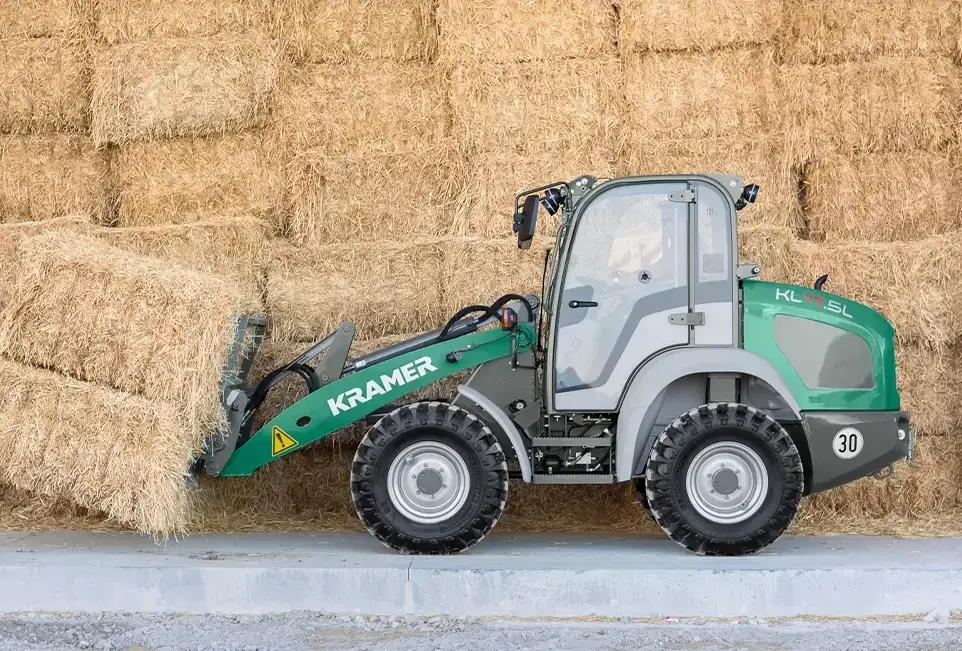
[
  {"xmin": 685, "ymin": 441, "xmax": 769, "ymax": 525},
  {"xmin": 387, "ymin": 441, "xmax": 471, "ymax": 524}
]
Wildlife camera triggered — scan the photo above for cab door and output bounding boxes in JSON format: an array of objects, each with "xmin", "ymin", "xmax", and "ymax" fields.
[{"xmin": 550, "ymin": 181, "xmax": 691, "ymax": 412}]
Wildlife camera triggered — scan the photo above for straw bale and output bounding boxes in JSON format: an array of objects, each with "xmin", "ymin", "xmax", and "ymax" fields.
[
  {"xmin": 97, "ymin": 0, "xmax": 271, "ymax": 45},
  {"xmin": 778, "ymin": 0, "xmax": 954, "ymax": 64},
  {"xmin": 275, "ymin": 0, "xmax": 435, "ymax": 64},
  {"xmin": 619, "ymin": 0, "xmax": 781, "ymax": 53},
  {"xmin": 451, "ymin": 148, "xmax": 615, "ymax": 239},
  {"xmin": 0, "ymin": 232, "xmax": 262, "ymax": 441},
  {"xmin": 798, "ymin": 434, "xmax": 962, "ymax": 525},
  {"xmin": 804, "ymin": 152, "xmax": 962, "ymax": 242},
  {"xmin": 737, "ymin": 225, "xmax": 798, "ymax": 284},
  {"xmin": 113, "ymin": 133, "xmax": 283, "ymax": 227},
  {"xmin": 449, "ymin": 59, "xmax": 620, "ymax": 157},
  {"xmin": 624, "ymin": 138, "xmax": 802, "ymax": 232},
  {"xmin": 440, "ymin": 237, "xmax": 551, "ymax": 315},
  {"xmin": 777, "ymin": 57, "xmax": 957, "ymax": 159},
  {"xmin": 0, "ymin": 0, "xmax": 90, "ymax": 38},
  {"xmin": 789, "ymin": 232, "xmax": 962, "ymax": 350},
  {"xmin": 437, "ymin": 0, "xmax": 613, "ymax": 63},
  {"xmin": 896, "ymin": 344, "xmax": 962, "ymax": 438},
  {"xmin": 0, "ymin": 357, "xmax": 194, "ymax": 534},
  {"xmin": 265, "ymin": 239, "xmax": 445, "ymax": 342},
  {"xmin": 272, "ymin": 61, "xmax": 446, "ymax": 154},
  {"xmin": 94, "ymin": 217, "xmax": 269, "ymax": 293},
  {"xmin": 0, "ymin": 217, "xmax": 90, "ymax": 309},
  {"xmin": 623, "ymin": 50, "xmax": 779, "ymax": 143},
  {"xmin": 91, "ymin": 34, "xmax": 280, "ymax": 145},
  {"xmin": 0, "ymin": 36, "xmax": 90, "ymax": 134},
  {"xmin": 285, "ymin": 144, "xmax": 458, "ymax": 244},
  {"xmin": 0, "ymin": 135, "xmax": 109, "ymax": 222}
]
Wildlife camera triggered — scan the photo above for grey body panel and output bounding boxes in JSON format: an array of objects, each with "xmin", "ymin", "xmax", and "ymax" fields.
[
  {"xmin": 456, "ymin": 352, "xmax": 537, "ymax": 416},
  {"xmin": 618, "ymin": 347, "xmax": 803, "ymax": 482},
  {"xmin": 455, "ymin": 385, "xmax": 533, "ymax": 482},
  {"xmin": 803, "ymin": 410, "xmax": 911, "ymax": 494}
]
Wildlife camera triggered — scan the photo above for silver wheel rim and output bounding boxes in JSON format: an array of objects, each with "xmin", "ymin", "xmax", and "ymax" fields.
[
  {"xmin": 387, "ymin": 441, "xmax": 471, "ymax": 524},
  {"xmin": 685, "ymin": 441, "xmax": 769, "ymax": 524}
]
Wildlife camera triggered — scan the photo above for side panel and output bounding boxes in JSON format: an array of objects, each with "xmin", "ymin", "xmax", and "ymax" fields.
[
  {"xmin": 616, "ymin": 347, "xmax": 802, "ymax": 481},
  {"xmin": 742, "ymin": 280, "xmax": 900, "ymax": 411},
  {"xmin": 220, "ymin": 325, "xmax": 535, "ymax": 477}
]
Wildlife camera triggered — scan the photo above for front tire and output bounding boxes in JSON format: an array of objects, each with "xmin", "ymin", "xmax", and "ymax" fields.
[
  {"xmin": 645, "ymin": 403, "xmax": 804, "ymax": 556},
  {"xmin": 351, "ymin": 401, "xmax": 508, "ymax": 554}
]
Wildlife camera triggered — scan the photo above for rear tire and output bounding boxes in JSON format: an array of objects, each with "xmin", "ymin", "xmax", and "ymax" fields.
[
  {"xmin": 644, "ymin": 403, "xmax": 804, "ymax": 556},
  {"xmin": 351, "ymin": 401, "xmax": 508, "ymax": 554}
]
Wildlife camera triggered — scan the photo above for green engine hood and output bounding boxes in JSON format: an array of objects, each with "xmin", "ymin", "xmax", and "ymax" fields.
[{"xmin": 741, "ymin": 280, "xmax": 900, "ymax": 411}]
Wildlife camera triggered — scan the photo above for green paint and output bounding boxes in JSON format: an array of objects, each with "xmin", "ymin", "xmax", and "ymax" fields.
[
  {"xmin": 219, "ymin": 325, "xmax": 535, "ymax": 477},
  {"xmin": 742, "ymin": 280, "xmax": 900, "ymax": 411}
]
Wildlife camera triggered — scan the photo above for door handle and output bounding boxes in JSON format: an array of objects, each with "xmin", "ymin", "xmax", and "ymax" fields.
[{"xmin": 568, "ymin": 300, "xmax": 598, "ymax": 309}]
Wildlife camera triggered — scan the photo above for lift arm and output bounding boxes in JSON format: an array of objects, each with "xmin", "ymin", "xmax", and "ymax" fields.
[{"xmin": 218, "ymin": 324, "xmax": 536, "ymax": 477}]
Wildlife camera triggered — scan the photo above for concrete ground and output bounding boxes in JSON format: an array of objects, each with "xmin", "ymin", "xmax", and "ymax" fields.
[
  {"xmin": 1, "ymin": 531, "xmax": 961, "ymax": 619},
  {"xmin": 0, "ymin": 613, "xmax": 961, "ymax": 651}
]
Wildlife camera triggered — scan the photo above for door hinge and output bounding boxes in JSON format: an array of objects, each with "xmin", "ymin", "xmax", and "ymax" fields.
[
  {"xmin": 669, "ymin": 311, "xmax": 705, "ymax": 326},
  {"xmin": 668, "ymin": 189, "xmax": 696, "ymax": 203}
]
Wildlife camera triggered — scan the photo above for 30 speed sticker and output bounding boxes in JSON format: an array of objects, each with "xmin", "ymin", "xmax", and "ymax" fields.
[{"xmin": 833, "ymin": 427, "xmax": 863, "ymax": 460}]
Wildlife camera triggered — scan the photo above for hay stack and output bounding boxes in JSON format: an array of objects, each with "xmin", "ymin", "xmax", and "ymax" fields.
[
  {"xmin": 623, "ymin": 49, "xmax": 779, "ymax": 143},
  {"xmin": 274, "ymin": 0, "xmax": 435, "ymax": 64},
  {"xmin": 804, "ymin": 152, "xmax": 962, "ymax": 241},
  {"xmin": 0, "ymin": 357, "xmax": 193, "ymax": 534},
  {"xmin": 436, "ymin": 0, "xmax": 613, "ymax": 63},
  {"xmin": 777, "ymin": 0, "xmax": 954, "ymax": 63},
  {"xmin": 113, "ymin": 133, "xmax": 283, "ymax": 227},
  {"xmin": 452, "ymin": 148, "xmax": 616, "ymax": 239},
  {"xmin": 448, "ymin": 59, "xmax": 620, "ymax": 157},
  {"xmin": 737, "ymin": 225, "xmax": 799, "ymax": 284},
  {"xmin": 789, "ymin": 233, "xmax": 962, "ymax": 350},
  {"xmin": 285, "ymin": 144, "xmax": 458, "ymax": 244},
  {"xmin": 272, "ymin": 61, "xmax": 447, "ymax": 154},
  {"xmin": 91, "ymin": 34, "xmax": 280, "ymax": 145},
  {"xmin": 896, "ymin": 345, "xmax": 962, "ymax": 438},
  {"xmin": 619, "ymin": 0, "xmax": 782, "ymax": 53},
  {"xmin": 95, "ymin": 217, "xmax": 269, "ymax": 294},
  {"xmin": 777, "ymin": 57, "xmax": 956, "ymax": 159},
  {"xmin": 624, "ymin": 138, "xmax": 802, "ymax": 232},
  {"xmin": 0, "ymin": 36, "xmax": 90, "ymax": 134},
  {"xmin": 0, "ymin": 0, "xmax": 90, "ymax": 38},
  {"xmin": 0, "ymin": 231, "xmax": 262, "ymax": 441},
  {"xmin": 97, "ymin": 0, "xmax": 271, "ymax": 45},
  {"xmin": 440, "ymin": 237, "xmax": 550, "ymax": 315},
  {"xmin": 0, "ymin": 135, "xmax": 109, "ymax": 223},
  {"xmin": 265, "ymin": 239, "xmax": 444, "ymax": 342}
]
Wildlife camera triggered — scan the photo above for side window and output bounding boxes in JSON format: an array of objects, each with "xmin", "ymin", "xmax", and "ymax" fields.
[
  {"xmin": 696, "ymin": 184, "xmax": 731, "ymax": 285},
  {"xmin": 774, "ymin": 315, "xmax": 874, "ymax": 389}
]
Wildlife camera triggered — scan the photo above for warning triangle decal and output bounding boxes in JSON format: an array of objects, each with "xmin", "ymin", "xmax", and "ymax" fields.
[{"xmin": 271, "ymin": 426, "xmax": 298, "ymax": 456}]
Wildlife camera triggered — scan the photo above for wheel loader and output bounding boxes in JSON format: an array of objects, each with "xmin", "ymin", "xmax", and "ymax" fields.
[{"xmin": 198, "ymin": 173, "xmax": 915, "ymax": 556}]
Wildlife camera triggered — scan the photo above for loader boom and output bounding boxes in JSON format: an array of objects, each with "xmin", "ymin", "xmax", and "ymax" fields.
[{"xmin": 219, "ymin": 324, "xmax": 536, "ymax": 477}]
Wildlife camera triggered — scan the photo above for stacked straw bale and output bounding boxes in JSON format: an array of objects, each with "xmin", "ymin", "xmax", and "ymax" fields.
[
  {"xmin": 436, "ymin": 0, "xmax": 614, "ymax": 63},
  {"xmin": 91, "ymin": 34, "xmax": 280, "ymax": 145},
  {"xmin": 112, "ymin": 133, "xmax": 283, "ymax": 227},
  {"xmin": 619, "ymin": 0, "xmax": 782, "ymax": 53},
  {"xmin": 0, "ymin": 36, "xmax": 90, "ymax": 133},
  {"xmin": 274, "ymin": 0, "xmax": 435, "ymax": 64},
  {"xmin": 265, "ymin": 240, "xmax": 445, "ymax": 342},
  {"xmin": 0, "ymin": 135, "xmax": 108, "ymax": 222},
  {"xmin": 0, "ymin": 232, "xmax": 262, "ymax": 444},
  {"xmin": 0, "ymin": 0, "xmax": 91, "ymax": 39},
  {"xmin": 96, "ymin": 0, "xmax": 271, "ymax": 44},
  {"xmin": 803, "ymin": 152, "xmax": 962, "ymax": 241}
]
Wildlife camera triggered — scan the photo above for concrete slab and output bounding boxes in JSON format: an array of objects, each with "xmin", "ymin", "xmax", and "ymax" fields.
[{"xmin": 0, "ymin": 532, "xmax": 960, "ymax": 618}]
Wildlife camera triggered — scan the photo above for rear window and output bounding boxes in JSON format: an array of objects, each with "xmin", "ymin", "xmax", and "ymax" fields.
[{"xmin": 774, "ymin": 315, "xmax": 874, "ymax": 390}]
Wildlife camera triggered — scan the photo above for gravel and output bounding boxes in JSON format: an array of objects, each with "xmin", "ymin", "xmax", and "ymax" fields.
[{"xmin": 0, "ymin": 613, "xmax": 959, "ymax": 651}]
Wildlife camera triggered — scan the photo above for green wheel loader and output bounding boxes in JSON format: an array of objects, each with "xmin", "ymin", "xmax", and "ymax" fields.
[{"xmin": 198, "ymin": 173, "xmax": 915, "ymax": 556}]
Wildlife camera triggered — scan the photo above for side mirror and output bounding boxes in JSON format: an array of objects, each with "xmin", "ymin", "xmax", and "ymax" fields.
[{"xmin": 513, "ymin": 194, "xmax": 539, "ymax": 250}]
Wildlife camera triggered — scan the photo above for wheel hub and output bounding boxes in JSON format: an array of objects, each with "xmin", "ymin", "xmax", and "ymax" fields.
[
  {"xmin": 387, "ymin": 441, "xmax": 470, "ymax": 525},
  {"xmin": 685, "ymin": 441, "xmax": 769, "ymax": 525}
]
